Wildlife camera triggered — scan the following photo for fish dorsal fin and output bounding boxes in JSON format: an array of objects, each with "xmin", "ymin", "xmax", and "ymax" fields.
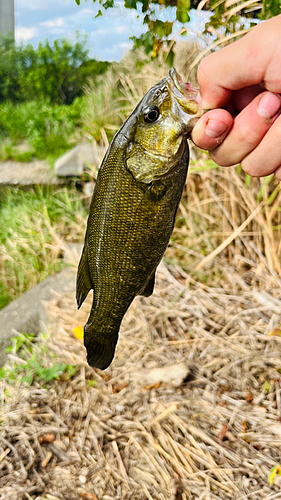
[
  {"xmin": 76, "ymin": 245, "xmax": 93, "ymax": 309},
  {"xmin": 141, "ymin": 270, "xmax": 156, "ymax": 297}
]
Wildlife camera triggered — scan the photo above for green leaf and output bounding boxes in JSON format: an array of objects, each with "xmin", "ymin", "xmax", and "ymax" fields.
[
  {"xmin": 267, "ymin": 182, "xmax": 280, "ymax": 205},
  {"xmin": 75, "ymin": 0, "xmax": 80, "ymax": 4},
  {"xmin": 165, "ymin": 49, "xmax": 174, "ymax": 68},
  {"xmin": 21, "ymin": 373, "xmax": 35, "ymax": 386},
  {"xmin": 88, "ymin": 380, "xmax": 97, "ymax": 387},
  {"xmin": 102, "ymin": 0, "xmax": 114, "ymax": 8},
  {"xmin": 154, "ymin": 20, "xmax": 173, "ymax": 39},
  {"xmin": 263, "ymin": 381, "xmax": 271, "ymax": 392},
  {"xmin": 245, "ymin": 174, "xmax": 251, "ymax": 188},
  {"xmin": 268, "ymin": 465, "xmax": 281, "ymax": 485},
  {"xmin": 125, "ymin": 0, "xmax": 138, "ymax": 8},
  {"xmin": 176, "ymin": 10, "xmax": 190, "ymax": 24},
  {"xmin": 141, "ymin": 0, "xmax": 150, "ymax": 12},
  {"xmin": 270, "ymin": 0, "xmax": 281, "ymax": 16},
  {"xmin": 131, "ymin": 31, "xmax": 154, "ymax": 54},
  {"xmin": 176, "ymin": 0, "xmax": 190, "ymax": 23}
]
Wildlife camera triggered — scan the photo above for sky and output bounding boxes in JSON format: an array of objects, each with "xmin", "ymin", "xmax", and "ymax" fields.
[
  {"xmin": 15, "ymin": 0, "xmax": 150, "ymax": 62},
  {"xmin": 15, "ymin": 0, "xmax": 203, "ymax": 62}
]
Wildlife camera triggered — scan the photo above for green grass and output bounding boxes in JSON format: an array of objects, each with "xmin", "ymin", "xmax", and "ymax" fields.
[
  {"xmin": 0, "ymin": 97, "xmax": 86, "ymax": 163},
  {"xmin": 0, "ymin": 332, "xmax": 77, "ymax": 388},
  {"xmin": 0, "ymin": 185, "xmax": 87, "ymax": 309}
]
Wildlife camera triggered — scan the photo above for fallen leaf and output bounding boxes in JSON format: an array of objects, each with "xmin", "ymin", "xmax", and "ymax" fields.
[
  {"xmin": 268, "ymin": 465, "xmax": 281, "ymax": 485},
  {"xmin": 218, "ymin": 423, "xmax": 228, "ymax": 441},
  {"xmin": 78, "ymin": 489, "xmax": 98, "ymax": 500},
  {"xmin": 242, "ymin": 421, "xmax": 248, "ymax": 432},
  {"xmin": 38, "ymin": 433, "xmax": 55, "ymax": 444},
  {"xmin": 142, "ymin": 381, "xmax": 162, "ymax": 391},
  {"xmin": 73, "ymin": 325, "xmax": 84, "ymax": 340},
  {"xmin": 112, "ymin": 382, "xmax": 128, "ymax": 393},
  {"xmin": 269, "ymin": 327, "xmax": 281, "ymax": 336},
  {"xmin": 144, "ymin": 362, "xmax": 189, "ymax": 388},
  {"xmin": 246, "ymin": 392, "xmax": 253, "ymax": 403}
]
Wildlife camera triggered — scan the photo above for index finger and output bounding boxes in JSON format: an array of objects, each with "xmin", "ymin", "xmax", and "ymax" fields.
[{"xmin": 198, "ymin": 16, "xmax": 281, "ymax": 109}]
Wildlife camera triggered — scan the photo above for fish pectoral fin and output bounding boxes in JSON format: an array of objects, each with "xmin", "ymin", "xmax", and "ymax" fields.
[
  {"xmin": 76, "ymin": 245, "xmax": 93, "ymax": 309},
  {"xmin": 141, "ymin": 271, "xmax": 156, "ymax": 297}
]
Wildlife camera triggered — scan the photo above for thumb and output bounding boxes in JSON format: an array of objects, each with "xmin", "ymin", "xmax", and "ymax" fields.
[{"xmin": 191, "ymin": 109, "xmax": 233, "ymax": 151}]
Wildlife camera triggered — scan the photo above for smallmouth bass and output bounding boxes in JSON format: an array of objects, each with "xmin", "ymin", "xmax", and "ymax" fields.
[{"xmin": 77, "ymin": 68, "xmax": 202, "ymax": 369}]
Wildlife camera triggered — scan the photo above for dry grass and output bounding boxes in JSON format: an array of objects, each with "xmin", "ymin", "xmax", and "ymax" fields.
[
  {"xmin": 1, "ymin": 248, "xmax": 281, "ymax": 499},
  {"xmin": 1, "ymin": 95, "xmax": 280, "ymax": 500},
  {"xmin": 1, "ymin": 23, "xmax": 281, "ymax": 499},
  {"xmin": 84, "ymin": 47, "xmax": 281, "ymax": 281},
  {"xmin": 171, "ymin": 157, "xmax": 281, "ymax": 281}
]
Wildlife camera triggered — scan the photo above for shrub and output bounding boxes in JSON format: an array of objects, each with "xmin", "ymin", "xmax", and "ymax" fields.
[{"xmin": 0, "ymin": 33, "xmax": 110, "ymax": 104}]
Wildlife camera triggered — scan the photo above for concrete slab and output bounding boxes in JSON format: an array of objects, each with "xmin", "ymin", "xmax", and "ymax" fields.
[
  {"xmin": 0, "ymin": 268, "xmax": 77, "ymax": 367},
  {"xmin": 0, "ymin": 160, "xmax": 59, "ymax": 186},
  {"xmin": 55, "ymin": 141, "xmax": 97, "ymax": 176}
]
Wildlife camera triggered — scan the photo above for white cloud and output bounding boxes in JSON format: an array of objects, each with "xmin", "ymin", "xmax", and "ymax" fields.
[
  {"xmin": 41, "ymin": 17, "xmax": 66, "ymax": 28},
  {"xmin": 17, "ymin": 0, "xmax": 75, "ymax": 11},
  {"xmin": 16, "ymin": 26, "xmax": 39, "ymax": 42},
  {"xmin": 114, "ymin": 25, "xmax": 128, "ymax": 35},
  {"xmin": 79, "ymin": 8, "xmax": 95, "ymax": 15},
  {"xmin": 118, "ymin": 42, "xmax": 132, "ymax": 50},
  {"xmin": 94, "ymin": 28, "xmax": 107, "ymax": 36},
  {"xmin": 101, "ymin": 42, "xmax": 132, "ymax": 58}
]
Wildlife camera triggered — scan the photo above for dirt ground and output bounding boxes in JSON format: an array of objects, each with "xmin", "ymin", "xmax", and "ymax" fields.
[{"xmin": 1, "ymin": 257, "xmax": 281, "ymax": 500}]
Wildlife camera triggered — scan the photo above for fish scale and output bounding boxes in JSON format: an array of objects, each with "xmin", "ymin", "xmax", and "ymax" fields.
[{"xmin": 77, "ymin": 68, "xmax": 202, "ymax": 370}]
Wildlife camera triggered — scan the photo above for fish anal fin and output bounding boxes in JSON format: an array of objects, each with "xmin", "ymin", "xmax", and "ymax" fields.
[
  {"xmin": 141, "ymin": 271, "xmax": 155, "ymax": 297},
  {"xmin": 76, "ymin": 246, "xmax": 93, "ymax": 309}
]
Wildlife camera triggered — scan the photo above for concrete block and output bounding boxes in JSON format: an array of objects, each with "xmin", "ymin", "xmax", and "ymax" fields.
[
  {"xmin": 0, "ymin": 268, "xmax": 76, "ymax": 367},
  {"xmin": 55, "ymin": 141, "xmax": 95, "ymax": 177}
]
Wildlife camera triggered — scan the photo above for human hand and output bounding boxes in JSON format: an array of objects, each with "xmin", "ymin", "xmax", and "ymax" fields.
[{"xmin": 191, "ymin": 15, "xmax": 281, "ymax": 180}]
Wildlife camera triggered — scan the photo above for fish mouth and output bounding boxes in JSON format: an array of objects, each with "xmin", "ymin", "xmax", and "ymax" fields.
[{"xmin": 168, "ymin": 67, "xmax": 202, "ymax": 118}]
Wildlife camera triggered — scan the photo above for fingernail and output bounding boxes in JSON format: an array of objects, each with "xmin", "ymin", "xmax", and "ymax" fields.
[
  {"xmin": 257, "ymin": 92, "xmax": 281, "ymax": 122},
  {"xmin": 205, "ymin": 118, "xmax": 228, "ymax": 139}
]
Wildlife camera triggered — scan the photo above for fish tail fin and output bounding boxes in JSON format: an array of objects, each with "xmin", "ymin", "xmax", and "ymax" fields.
[
  {"xmin": 84, "ymin": 322, "xmax": 118, "ymax": 370},
  {"xmin": 76, "ymin": 245, "xmax": 93, "ymax": 309}
]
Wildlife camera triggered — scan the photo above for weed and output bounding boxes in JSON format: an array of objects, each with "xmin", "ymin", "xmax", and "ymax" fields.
[
  {"xmin": 0, "ymin": 186, "xmax": 87, "ymax": 309},
  {"xmin": 0, "ymin": 332, "xmax": 77, "ymax": 388},
  {"xmin": 0, "ymin": 97, "xmax": 86, "ymax": 162}
]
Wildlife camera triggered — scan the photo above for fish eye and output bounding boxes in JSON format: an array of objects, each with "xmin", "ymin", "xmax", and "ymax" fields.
[{"xmin": 144, "ymin": 106, "xmax": 160, "ymax": 123}]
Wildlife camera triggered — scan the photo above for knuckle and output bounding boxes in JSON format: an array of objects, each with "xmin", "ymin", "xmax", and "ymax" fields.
[{"xmin": 235, "ymin": 120, "xmax": 261, "ymax": 147}]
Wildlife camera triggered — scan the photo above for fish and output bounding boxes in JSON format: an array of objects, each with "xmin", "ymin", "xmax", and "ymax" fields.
[{"xmin": 76, "ymin": 68, "xmax": 202, "ymax": 370}]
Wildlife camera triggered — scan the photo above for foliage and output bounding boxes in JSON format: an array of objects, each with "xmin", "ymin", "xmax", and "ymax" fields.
[
  {"xmin": 19, "ymin": 35, "xmax": 109, "ymax": 104},
  {"xmin": 268, "ymin": 465, "xmax": 281, "ymax": 485},
  {"xmin": 76, "ymin": 0, "xmax": 191, "ymax": 63},
  {"xmin": 0, "ymin": 35, "xmax": 23, "ymax": 102},
  {"xmin": 0, "ymin": 186, "xmax": 87, "ymax": 309},
  {"xmin": 0, "ymin": 97, "xmax": 86, "ymax": 162},
  {"xmin": 74, "ymin": 0, "xmax": 280, "ymax": 62},
  {"xmin": 0, "ymin": 34, "xmax": 109, "ymax": 104},
  {"xmin": 0, "ymin": 332, "xmax": 77, "ymax": 387}
]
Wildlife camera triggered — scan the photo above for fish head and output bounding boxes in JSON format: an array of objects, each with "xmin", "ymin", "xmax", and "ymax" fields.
[{"xmin": 122, "ymin": 68, "xmax": 202, "ymax": 184}]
